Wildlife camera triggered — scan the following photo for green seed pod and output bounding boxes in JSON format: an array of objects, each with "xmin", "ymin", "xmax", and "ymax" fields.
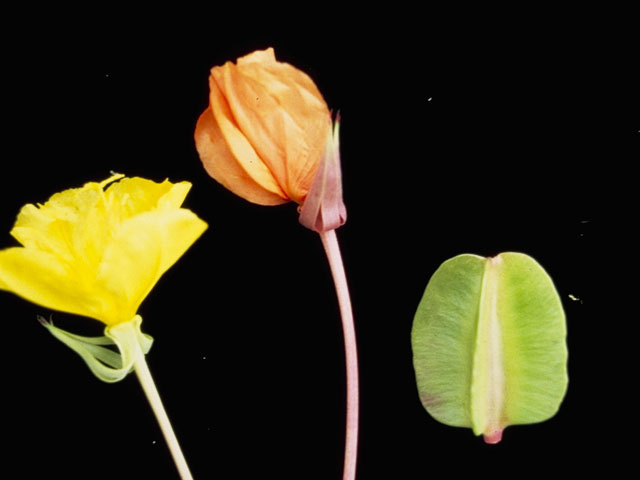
[{"xmin": 411, "ymin": 252, "xmax": 568, "ymax": 443}]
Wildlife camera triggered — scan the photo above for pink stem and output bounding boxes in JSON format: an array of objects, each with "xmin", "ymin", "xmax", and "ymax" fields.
[{"xmin": 319, "ymin": 229, "xmax": 359, "ymax": 480}]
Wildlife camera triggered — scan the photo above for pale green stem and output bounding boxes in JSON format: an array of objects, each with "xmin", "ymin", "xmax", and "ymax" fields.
[
  {"xmin": 319, "ymin": 229, "xmax": 359, "ymax": 480},
  {"xmin": 133, "ymin": 345, "xmax": 194, "ymax": 480}
]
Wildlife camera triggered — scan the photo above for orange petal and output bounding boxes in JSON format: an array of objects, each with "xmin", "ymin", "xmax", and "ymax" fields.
[
  {"xmin": 280, "ymin": 106, "xmax": 330, "ymax": 203},
  {"xmin": 206, "ymin": 72, "xmax": 288, "ymax": 202},
  {"xmin": 214, "ymin": 48, "xmax": 331, "ymax": 204},
  {"xmin": 195, "ymin": 106, "xmax": 287, "ymax": 206},
  {"xmin": 253, "ymin": 56, "xmax": 331, "ymax": 203},
  {"xmin": 212, "ymin": 60, "xmax": 289, "ymax": 194}
]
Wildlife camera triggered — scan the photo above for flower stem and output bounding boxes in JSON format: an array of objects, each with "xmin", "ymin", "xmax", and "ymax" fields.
[
  {"xmin": 319, "ymin": 229, "xmax": 359, "ymax": 480},
  {"xmin": 133, "ymin": 346, "xmax": 194, "ymax": 480}
]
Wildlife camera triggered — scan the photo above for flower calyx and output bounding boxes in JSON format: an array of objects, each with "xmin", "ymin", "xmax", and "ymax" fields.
[
  {"xmin": 39, "ymin": 315, "xmax": 153, "ymax": 383},
  {"xmin": 299, "ymin": 117, "xmax": 347, "ymax": 232}
]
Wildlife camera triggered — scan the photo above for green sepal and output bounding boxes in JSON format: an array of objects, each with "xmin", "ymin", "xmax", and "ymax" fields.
[{"xmin": 40, "ymin": 315, "xmax": 153, "ymax": 383}]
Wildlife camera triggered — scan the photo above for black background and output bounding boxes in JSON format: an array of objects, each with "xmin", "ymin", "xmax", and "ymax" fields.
[{"xmin": 1, "ymin": 13, "xmax": 637, "ymax": 479}]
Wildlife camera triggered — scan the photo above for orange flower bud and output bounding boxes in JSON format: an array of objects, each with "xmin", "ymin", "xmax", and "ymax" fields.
[{"xmin": 195, "ymin": 48, "xmax": 332, "ymax": 205}]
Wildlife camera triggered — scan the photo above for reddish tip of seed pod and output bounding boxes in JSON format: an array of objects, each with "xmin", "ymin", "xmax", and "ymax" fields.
[{"xmin": 483, "ymin": 429, "xmax": 503, "ymax": 444}]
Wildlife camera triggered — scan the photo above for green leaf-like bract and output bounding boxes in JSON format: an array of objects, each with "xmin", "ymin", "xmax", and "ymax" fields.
[
  {"xmin": 41, "ymin": 315, "xmax": 153, "ymax": 383},
  {"xmin": 411, "ymin": 252, "xmax": 567, "ymax": 443}
]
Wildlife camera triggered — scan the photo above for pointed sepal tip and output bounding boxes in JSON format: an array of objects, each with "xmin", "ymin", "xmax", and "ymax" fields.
[{"xmin": 299, "ymin": 116, "xmax": 347, "ymax": 233}]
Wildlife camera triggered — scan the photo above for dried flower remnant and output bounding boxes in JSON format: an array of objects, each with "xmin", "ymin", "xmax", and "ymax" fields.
[
  {"xmin": 195, "ymin": 48, "xmax": 358, "ymax": 480},
  {"xmin": 195, "ymin": 47, "xmax": 331, "ymax": 205}
]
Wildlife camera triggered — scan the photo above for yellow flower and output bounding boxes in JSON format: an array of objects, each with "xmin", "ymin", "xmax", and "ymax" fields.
[
  {"xmin": 0, "ymin": 174, "xmax": 207, "ymax": 475},
  {"xmin": 0, "ymin": 174, "xmax": 207, "ymax": 326}
]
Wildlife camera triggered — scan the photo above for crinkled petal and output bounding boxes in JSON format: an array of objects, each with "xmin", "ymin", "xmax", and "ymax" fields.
[
  {"xmin": 11, "ymin": 205, "xmax": 76, "ymax": 263},
  {"xmin": 280, "ymin": 109, "xmax": 330, "ymax": 203},
  {"xmin": 215, "ymin": 61, "xmax": 289, "ymax": 192},
  {"xmin": 217, "ymin": 48, "xmax": 331, "ymax": 203},
  {"xmin": 195, "ymin": 106, "xmax": 287, "ymax": 205},
  {"xmin": 239, "ymin": 48, "xmax": 330, "ymax": 202},
  {"xmin": 1, "ymin": 174, "xmax": 207, "ymax": 327},
  {"xmin": 0, "ymin": 247, "xmax": 101, "ymax": 319},
  {"xmin": 12, "ymin": 179, "xmax": 115, "ymax": 280},
  {"xmin": 104, "ymin": 177, "xmax": 181, "ymax": 221},
  {"xmin": 236, "ymin": 49, "xmax": 327, "ymax": 114},
  {"xmin": 207, "ymin": 74, "xmax": 287, "ymax": 200},
  {"xmin": 12, "ymin": 186, "xmax": 105, "ymax": 262}
]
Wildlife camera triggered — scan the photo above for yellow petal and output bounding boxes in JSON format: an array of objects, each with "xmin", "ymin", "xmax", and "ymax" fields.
[
  {"xmin": 158, "ymin": 181, "xmax": 192, "ymax": 210},
  {"xmin": 156, "ymin": 209, "xmax": 209, "ymax": 276},
  {"xmin": 11, "ymin": 204, "xmax": 76, "ymax": 263},
  {"xmin": 96, "ymin": 209, "xmax": 208, "ymax": 325},
  {"xmin": 12, "ymin": 183, "xmax": 110, "ymax": 281},
  {"xmin": 0, "ymin": 247, "xmax": 103, "ymax": 319},
  {"xmin": 1, "ymin": 175, "xmax": 208, "ymax": 326},
  {"xmin": 104, "ymin": 177, "xmax": 178, "ymax": 221}
]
